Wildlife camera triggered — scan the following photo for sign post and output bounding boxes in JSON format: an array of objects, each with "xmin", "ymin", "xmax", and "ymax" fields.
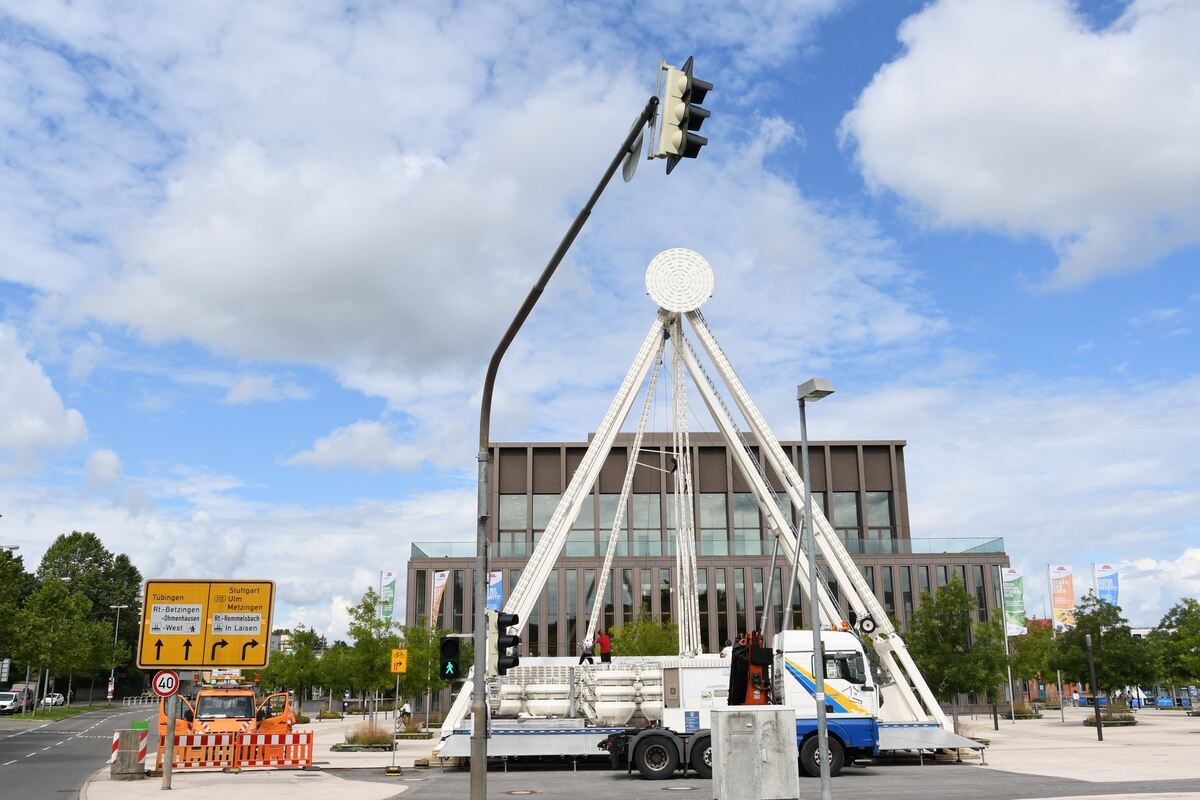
[
  {"xmin": 388, "ymin": 648, "xmax": 408, "ymax": 776},
  {"xmin": 162, "ymin": 693, "xmax": 177, "ymax": 790}
]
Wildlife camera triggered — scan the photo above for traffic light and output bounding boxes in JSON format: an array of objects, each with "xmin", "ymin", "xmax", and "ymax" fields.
[
  {"xmin": 439, "ymin": 636, "xmax": 461, "ymax": 681},
  {"xmin": 485, "ymin": 610, "xmax": 521, "ymax": 678},
  {"xmin": 657, "ymin": 56, "xmax": 713, "ymax": 174}
]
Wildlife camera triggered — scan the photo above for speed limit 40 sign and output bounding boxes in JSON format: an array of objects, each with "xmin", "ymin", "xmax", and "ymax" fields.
[{"xmin": 152, "ymin": 670, "xmax": 180, "ymax": 697}]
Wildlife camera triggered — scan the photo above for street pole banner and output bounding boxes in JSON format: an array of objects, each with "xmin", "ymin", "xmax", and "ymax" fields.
[
  {"xmin": 1048, "ymin": 564, "xmax": 1076, "ymax": 628},
  {"xmin": 430, "ymin": 570, "xmax": 450, "ymax": 629},
  {"xmin": 1001, "ymin": 567, "xmax": 1028, "ymax": 636},
  {"xmin": 1094, "ymin": 563, "xmax": 1119, "ymax": 606},
  {"xmin": 380, "ymin": 569, "xmax": 397, "ymax": 621},
  {"xmin": 486, "ymin": 571, "xmax": 503, "ymax": 612}
]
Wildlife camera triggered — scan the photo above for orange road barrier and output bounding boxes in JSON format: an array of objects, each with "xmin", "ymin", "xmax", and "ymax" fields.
[
  {"xmin": 235, "ymin": 733, "xmax": 314, "ymax": 768},
  {"xmin": 155, "ymin": 732, "xmax": 313, "ymax": 770}
]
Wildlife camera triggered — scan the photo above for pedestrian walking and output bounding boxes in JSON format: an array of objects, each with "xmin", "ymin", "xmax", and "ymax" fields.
[{"xmin": 597, "ymin": 631, "xmax": 613, "ymax": 663}]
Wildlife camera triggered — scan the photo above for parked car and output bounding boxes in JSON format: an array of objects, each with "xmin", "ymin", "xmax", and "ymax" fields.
[
  {"xmin": 41, "ymin": 692, "xmax": 65, "ymax": 707},
  {"xmin": 0, "ymin": 691, "xmax": 23, "ymax": 714}
]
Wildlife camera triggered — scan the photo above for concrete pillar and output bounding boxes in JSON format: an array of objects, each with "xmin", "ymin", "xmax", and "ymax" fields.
[{"xmin": 109, "ymin": 729, "xmax": 146, "ymax": 781}]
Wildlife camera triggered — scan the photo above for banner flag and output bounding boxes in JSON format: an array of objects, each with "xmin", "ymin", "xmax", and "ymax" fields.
[
  {"xmin": 486, "ymin": 571, "xmax": 503, "ymax": 612},
  {"xmin": 380, "ymin": 569, "xmax": 397, "ymax": 621},
  {"xmin": 1001, "ymin": 567, "xmax": 1027, "ymax": 636},
  {"xmin": 1048, "ymin": 564, "xmax": 1076, "ymax": 627},
  {"xmin": 430, "ymin": 570, "xmax": 450, "ymax": 629},
  {"xmin": 1095, "ymin": 563, "xmax": 1119, "ymax": 606}
]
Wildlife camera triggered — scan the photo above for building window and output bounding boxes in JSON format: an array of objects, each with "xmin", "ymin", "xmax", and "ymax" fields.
[
  {"xmin": 632, "ymin": 495, "xmax": 662, "ymax": 556},
  {"xmin": 529, "ymin": 593, "xmax": 540, "ymax": 655},
  {"xmin": 832, "ymin": 492, "xmax": 859, "ymax": 529},
  {"xmin": 414, "ymin": 570, "xmax": 427, "ymax": 626},
  {"xmin": 734, "ymin": 568, "xmax": 747, "ymax": 638},
  {"xmin": 500, "ymin": 495, "xmax": 528, "ymax": 530},
  {"xmin": 937, "ymin": 565, "xmax": 948, "ymax": 590},
  {"xmin": 510, "ymin": 569, "xmax": 522, "ymax": 652},
  {"xmin": 566, "ymin": 569, "xmax": 578, "ymax": 654},
  {"xmin": 865, "ymin": 492, "xmax": 892, "ymax": 527},
  {"xmin": 918, "ymin": 566, "xmax": 930, "ymax": 597},
  {"xmin": 569, "ymin": 496, "xmax": 598, "ymax": 557},
  {"xmin": 532, "ymin": 494, "xmax": 561, "ymax": 529},
  {"xmin": 452, "ymin": 570, "xmax": 464, "ymax": 632},
  {"xmin": 641, "ymin": 569, "xmax": 653, "ymax": 617},
  {"xmin": 732, "ymin": 528, "xmax": 763, "ymax": 556},
  {"xmin": 547, "ymin": 570, "xmax": 559, "ymax": 656},
  {"xmin": 696, "ymin": 493, "xmax": 729, "ymax": 556},
  {"xmin": 698, "ymin": 568, "xmax": 710, "ymax": 652},
  {"xmin": 901, "ymin": 566, "xmax": 914, "ymax": 622},
  {"xmin": 752, "ymin": 567, "xmax": 765, "ymax": 628},
  {"xmin": 604, "ymin": 570, "xmax": 614, "ymax": 635},
  {"xmin": 864, "ymin": 528, "xmax": 890, "ymax": 554},
  {"xmin": 881, "ymin": 566, "xmax": 895, "ymax": 617},
  {"xmin": 862, "ymin": 565, "xmax": 876, "ymax": 594},
  {"xmin": 973, "ymin": 565, "xmax": 987, "ymax": 622},
  {"xmin": 716, "ymin": 568, "xmax": 729, "ymax": 651},
  {"xmin": 773, "ymin": 567, "xmax": 785, "ymax": 634},
  {"xmin": 660, "ymin": 568, "xmax": 672, "ymax": 620},
  {"xmin": 956, "ymin": 565, "xmax": 967, "ymax": 588},
  {"xmin": 808, "ymin": 491, "xmax": 826, "ymax": 517},
  {"xmin": 826, "ymin": 576, "xmax": 838, "ymax": 610},
  {"xmin": 622, "ymin": 569, "xmax": 634, "ymax": 625},
  {"xmin": 499, "ymin": 531, "xmax": 527, "ymax": 557}
]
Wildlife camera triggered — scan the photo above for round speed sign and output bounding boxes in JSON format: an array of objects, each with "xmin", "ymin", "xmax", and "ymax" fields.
[{"xmin": 152, "ymin": 670, "xmax": 180, "ymax": 697}]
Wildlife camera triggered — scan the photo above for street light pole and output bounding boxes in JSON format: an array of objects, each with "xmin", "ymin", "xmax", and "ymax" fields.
[
  {"xmin": 109, "ymin": 604, "xmax": 128, "ymax": 703},
  {"xmin": 469, "ymin": 95, "xmax": 659, "ymax": 800},
  {"xmin": 795, "ymin": 378, "xmax": 835, "ymax": 800}
]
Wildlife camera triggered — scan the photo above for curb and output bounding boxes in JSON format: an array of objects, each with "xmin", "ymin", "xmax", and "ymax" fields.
[{"xmin": 79, "ymin": 765, "xmax": 108, "ymax": 800}]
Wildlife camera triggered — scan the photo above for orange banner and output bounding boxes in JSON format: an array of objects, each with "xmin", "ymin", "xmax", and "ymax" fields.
[{"xmin": 1049, "ymin": 564, "xmax": 1075, "ymax": 626}]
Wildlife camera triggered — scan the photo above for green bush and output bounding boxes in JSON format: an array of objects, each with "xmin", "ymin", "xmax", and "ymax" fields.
[
  {"xmin": 1084, "ymin": 712, "xmax": 1136, "ymax": 727},
  {"xmin": 294, "ymin": 714, "xmax": 310, "ymax": 724},
  {"xmin": 345, "ymin": 723, "xmax": 393, "ymax": 746},
  {"xmin": 318, "ymin": 710, "xmax": 343, "ymax": 719}
]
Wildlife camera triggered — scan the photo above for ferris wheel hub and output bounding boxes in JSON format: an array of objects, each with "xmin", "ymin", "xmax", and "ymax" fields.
[{"xmin": 645, "ymin": 248, "xmax": 714, "ymax": 312}]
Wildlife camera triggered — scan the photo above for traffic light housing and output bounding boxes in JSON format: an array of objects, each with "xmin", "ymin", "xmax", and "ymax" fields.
[
  {"xmin": 657, "ymin": 56, "xmax": 713, "ymax": 174},
  {"xmin": 439, "ymin": 636, "xmax": 461, "ymax": 681},
  {"xmin": 485, "ymin": 610, "xmax": 521, "ymax": 678}
]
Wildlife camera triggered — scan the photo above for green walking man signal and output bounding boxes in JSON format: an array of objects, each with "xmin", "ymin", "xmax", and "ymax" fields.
[{"xmin": 439, "ymin": 636, "xmax": 460, "ymax": 680}]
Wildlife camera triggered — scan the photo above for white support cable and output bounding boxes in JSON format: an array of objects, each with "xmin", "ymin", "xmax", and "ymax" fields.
[
  {"xmin": 685, "ymin": 310, "xmax": 949, "ymax": 728},
  {"xmin": 670, "ymin": 319, "xmax": 701, "ymax": 655},
  {"xmin": 582, "ymin": 336, "xmax": 667, "ymax": 650},
  {"xmin": 679, "ymin": 338, "xmax": 843, "ymax": 628}
]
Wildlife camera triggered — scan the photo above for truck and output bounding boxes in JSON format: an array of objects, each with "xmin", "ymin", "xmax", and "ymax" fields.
[
  {"xmin": 2, "ymin": 682, "xmax": 38, "ymax": 714},
  {"xmin": 439, "ymin": 628, "xmax": 879, "ymax": 779},
  {"xmin": 158, "ymin": 676, "xmax": 293, "ymax": 738}
]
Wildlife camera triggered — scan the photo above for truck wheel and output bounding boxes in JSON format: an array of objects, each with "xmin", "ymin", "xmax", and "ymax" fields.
[
  {"xmin": 689, "ymin": 735, "xmax": 712, "ymax": 779},
  {"xmin": 634, "ymin": 737, "xmax": 679, "ymax": 780},
  {"xmin": 799, "ymin": 735, "xmax": 844, "ymax": 778}
]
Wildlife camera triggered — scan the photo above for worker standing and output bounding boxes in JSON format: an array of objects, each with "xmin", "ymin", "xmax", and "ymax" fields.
[{"xmin": 597, "ymin": 631, "xmax": 613, "ymax": 663}]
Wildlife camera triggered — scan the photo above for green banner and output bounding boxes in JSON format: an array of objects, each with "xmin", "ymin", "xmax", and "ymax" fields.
[
  {"xmin": 1001, "ymin": 567, "xmax": 1027, "ymax": 636},
  {"xmin": 381, "ymin": 569, "xmax": 397, "ymax": 621}
]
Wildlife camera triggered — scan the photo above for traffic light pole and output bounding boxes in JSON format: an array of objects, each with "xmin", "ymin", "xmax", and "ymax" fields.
[{"xmin": 471, "ymin": 94, "xmax": 659, "ymax": 800}]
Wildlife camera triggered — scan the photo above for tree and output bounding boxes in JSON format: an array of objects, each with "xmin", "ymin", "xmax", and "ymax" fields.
[
  {"xmin": 905, "ymin": 579, "xmax": 1004, "ymax": 725},
  {"xmin": 0, "ymin": 549, "xmax": 36, "ymax": 664},
  {"xmin": 971, "ymin": 619, "xmax": 1010, "ymax": 705},
  {"xmin": 13, "ymin": 580, "xmax": 94, "ymax": 693},
  {"xmin": 609, "ymin": 605, "xmax": 678, "ymax": 656},
  {"xmin": 1154, "ymin": 598, "xmax": 1200, "ymax": 684},
  {"xmin": 318, "ymin": 642, "xmax": 355, "ymax": 709},
  {"xmin": 1009, "ymin": 624, "xmax": 1055, "ymax": 700},
  {"xmin": 1052, "ymin": 592, "xmax": 1151, "ymax": 697},
  {"xmin": 396, "ymin": 618, "xmax": 455, "ymax": 702},
  {"xmin": 347, "ymin": 587, "xmax": 400, "ymax": 706}
]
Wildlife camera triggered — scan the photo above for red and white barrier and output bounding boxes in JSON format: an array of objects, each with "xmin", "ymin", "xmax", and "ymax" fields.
[
  {"xmin": 236, "ymin": 733, "xmax": 314, "ymax": 768},
  {"xmin": 156, "ymin": 734, "xmax": 235, "ymax": 769}
]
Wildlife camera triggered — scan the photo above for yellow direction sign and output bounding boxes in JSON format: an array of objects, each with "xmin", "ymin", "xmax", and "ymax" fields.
[
  {"xmin": 391, "ymin": 648, "xmax": 408, "ymax": 674},
  {"xmin": 137, "ymin": 579, "xmax": 275, "ymax": 669}
]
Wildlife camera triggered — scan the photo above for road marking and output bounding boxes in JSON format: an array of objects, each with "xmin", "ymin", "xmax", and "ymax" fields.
[
  {"xmin": 2, "ymin": 760, "xmax": 15, "ymax": 766},
  {"xmin": 56, "ymin": 741, "xmax": 65, "ymax": 745},
  {"xmin": 25, "ymin": 752, "xmax": 36, "ymax": 757}
]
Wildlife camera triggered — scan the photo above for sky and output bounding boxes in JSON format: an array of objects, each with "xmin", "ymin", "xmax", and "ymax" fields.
[{"xmin": 1, "ymin": 0, "xmax": 1198, "ymax": 638}]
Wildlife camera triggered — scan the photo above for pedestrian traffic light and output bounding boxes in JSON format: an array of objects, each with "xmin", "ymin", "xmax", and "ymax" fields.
[
  {"xmin": 439, "ymin": 636, "xmax": 461, "ymax": 681},
  {"xmin": 657, "ymin": 56, "xmax": 713, "ymax": 174},
  {"xmin": 485, "ymin": 610, "xmax": 521, "ymax": 678}
]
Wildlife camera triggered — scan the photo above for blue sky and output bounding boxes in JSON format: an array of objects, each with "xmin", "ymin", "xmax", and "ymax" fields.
[{"xmin": 1, "ymin": 0, "xmax": 1197, "ymax": 635}]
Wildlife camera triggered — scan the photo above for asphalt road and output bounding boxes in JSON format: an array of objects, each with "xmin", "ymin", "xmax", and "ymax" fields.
[
  {"xmin": 364, "ymin": 759, "xmax": 1200, "ymax": 800},
  {"xmin": 0, "ymin": 707, "xmax": 147, "ymax": 800}
]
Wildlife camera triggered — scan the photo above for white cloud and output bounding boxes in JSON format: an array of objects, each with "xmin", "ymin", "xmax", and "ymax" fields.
[
  {"xmin": 0, "ymin": 323, "xmax": 87, "ymax": 460},
  {"xmin": 84, "ymin": 448, "xmax": 122, "ymax": 487},
  {"xmin": 222, "ymin": 374, "xmax": 309, "ymax": 405},
  {"xmin": 841, "ymin": 0, "xmax": 1200, "ymax": 288},
  {"xmin": 285, "ymin": 420, "xmax": 426, "ymax": 471}
]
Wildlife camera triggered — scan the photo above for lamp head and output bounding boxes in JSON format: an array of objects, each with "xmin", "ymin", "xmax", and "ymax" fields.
[{"xmin": 797, "ymin": 377, "xmax": 835, "ymax": 402}]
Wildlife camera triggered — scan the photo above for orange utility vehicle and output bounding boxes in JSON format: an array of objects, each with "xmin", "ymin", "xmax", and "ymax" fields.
[{"xmin": 159, "ymin": 676, "xmax": 293, "ymax": 738}]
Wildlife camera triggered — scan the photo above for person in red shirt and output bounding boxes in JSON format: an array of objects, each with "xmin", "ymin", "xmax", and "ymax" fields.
[{"xmin": 596, "ymin": 631, "xmax": 613, "ymax": 663}]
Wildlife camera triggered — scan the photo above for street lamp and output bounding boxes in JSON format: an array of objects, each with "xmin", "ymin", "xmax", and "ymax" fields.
[
  {"xmin": 109, "ymin": 604, "xmax": 129, "ymax": 703},
  {"xmin": 795, "ymin": 377, "xmax": 834, "ymax": 800}
]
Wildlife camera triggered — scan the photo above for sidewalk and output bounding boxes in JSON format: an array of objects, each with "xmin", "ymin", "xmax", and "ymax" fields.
[
  {"xmin": 82, "ymin": 713, "xmax": 439, "ymax": 800},
  {"xmin": 957, "ymin": 704, "xmax": 1200, "ymax": 783}
]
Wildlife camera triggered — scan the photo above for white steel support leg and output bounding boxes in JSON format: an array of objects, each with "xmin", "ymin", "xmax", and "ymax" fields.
[
  {"xmin": 437, "ymin": 312, "xmax": 669, "ymax": 747},
  {"xmin": 686, "ymin": 310, "xmax": 949, "ymax": 728},
  {"xmin": 679, "ymin": 341, "xmax": 843, "ymax": 628},
  {"xmin": 583, "ymin": 337, "xmax": 667, "ymax": 651}
]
